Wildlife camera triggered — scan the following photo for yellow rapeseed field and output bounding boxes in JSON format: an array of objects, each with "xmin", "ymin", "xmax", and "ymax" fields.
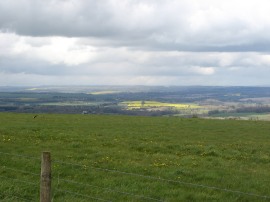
[
  {"xmin": 89, "ymin": 91, "xmax": 120, "ymax": 95},
  {"xmin": 122, "ymin": 101, "xmax": 200, "ymax": 110}
]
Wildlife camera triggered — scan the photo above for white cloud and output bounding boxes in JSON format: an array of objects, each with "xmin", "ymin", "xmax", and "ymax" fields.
[
  {"xmin": 0, "ymin": 33, "xmax": 96, "ymax": 66},
  {"xmin": 32, "ymin": 37, "xmax": 95, "ymax": 66},
  {"xmin": 191, "ymin": 66, "xmax": 215, "ymax": 75}
]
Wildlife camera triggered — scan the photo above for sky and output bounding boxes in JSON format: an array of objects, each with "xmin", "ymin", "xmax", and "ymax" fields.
[{"xmin": 1, "ymin": 0, "xmax": 270, "ymax": 86}]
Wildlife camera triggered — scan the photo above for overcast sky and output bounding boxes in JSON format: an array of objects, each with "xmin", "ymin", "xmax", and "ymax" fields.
[{"xmin": 1, "ymin": 0, "xmax": 270, "ymax": 86}]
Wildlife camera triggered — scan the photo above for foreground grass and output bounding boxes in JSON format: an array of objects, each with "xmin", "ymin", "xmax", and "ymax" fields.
[{"xmin": 0, "ymin": 113, "xmax": 270, "ymax": 201}]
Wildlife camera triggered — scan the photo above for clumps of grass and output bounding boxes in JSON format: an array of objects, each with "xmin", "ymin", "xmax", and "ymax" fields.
[{"xmin": 0, "ymin": 113, "xmax": 270, "ymax": 201}]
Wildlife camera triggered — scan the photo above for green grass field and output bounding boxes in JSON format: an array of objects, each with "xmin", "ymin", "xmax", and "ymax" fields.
[{"xmin": 0, "ymin": 113, "xmax": 270, "ymax": 201}]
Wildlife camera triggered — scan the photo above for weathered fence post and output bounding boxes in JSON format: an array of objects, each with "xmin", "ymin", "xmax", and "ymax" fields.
[{"xmin": 40, "ymin": 152, "xmax": 51, "ymax": 202}]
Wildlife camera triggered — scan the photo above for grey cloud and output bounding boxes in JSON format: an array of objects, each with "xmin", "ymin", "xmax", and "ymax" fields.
[
  {"xmin": 1, "ymin": 0, "xmax": 270, "ymax": 52},
  {"xmin": 0, "ymin": 56, "xmax": 69, "ymax": 75},
  {"xmin": 0, "ymin": 0, "xmax": 151, "ymax": 37}
]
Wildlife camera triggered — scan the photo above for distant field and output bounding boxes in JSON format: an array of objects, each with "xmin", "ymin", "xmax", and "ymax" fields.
[
  {"xmin": 40, "ymin": 101, "xmax": 103, "ymax": 106},
  {"xmin": 0, "ymin": 113, "xmax": 270, "ymax": 201},
  {"xmin": 89, "ymin": 91, "xmax": 121, "ymax": 95},
  {"xmin": 250, "ymin": 113, "xmax": 270, "ymax": 120},
  {"xmin": 209, "ymin": 112, "xmax": 270, "ymax": 121},
  {"xmin": 18, "ymin": 98, "xmax": 39, "ymax": 101},
  {"xmin": 122, "ymin": 101, "xmax": 200, "ymax": 110}
]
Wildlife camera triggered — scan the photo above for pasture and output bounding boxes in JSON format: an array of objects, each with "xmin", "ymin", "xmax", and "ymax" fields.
[{"xmin": 0, "ymin": 113, "xmax": 270, "ymax": 201}]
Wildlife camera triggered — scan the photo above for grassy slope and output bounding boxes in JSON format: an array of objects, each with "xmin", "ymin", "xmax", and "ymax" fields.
[{"xmin": 0, "ymin": 113, "xmax": 270, "ymax": 201}]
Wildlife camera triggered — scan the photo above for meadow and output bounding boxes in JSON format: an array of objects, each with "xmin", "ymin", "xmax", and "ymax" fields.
[{"xmin": 0, "ymin": 113, "xmax": 270, "ymax": 201}]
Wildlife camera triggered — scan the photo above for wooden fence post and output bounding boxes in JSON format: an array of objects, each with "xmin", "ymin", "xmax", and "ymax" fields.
[{"xmin": 40, "ymin": 152, "xmax": 51, "ymax": 202}]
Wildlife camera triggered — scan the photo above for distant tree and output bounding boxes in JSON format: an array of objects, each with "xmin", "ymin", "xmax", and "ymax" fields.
[{"xmin": 141, "ymin": 100, "xmax": 145, "ymax": 107}]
